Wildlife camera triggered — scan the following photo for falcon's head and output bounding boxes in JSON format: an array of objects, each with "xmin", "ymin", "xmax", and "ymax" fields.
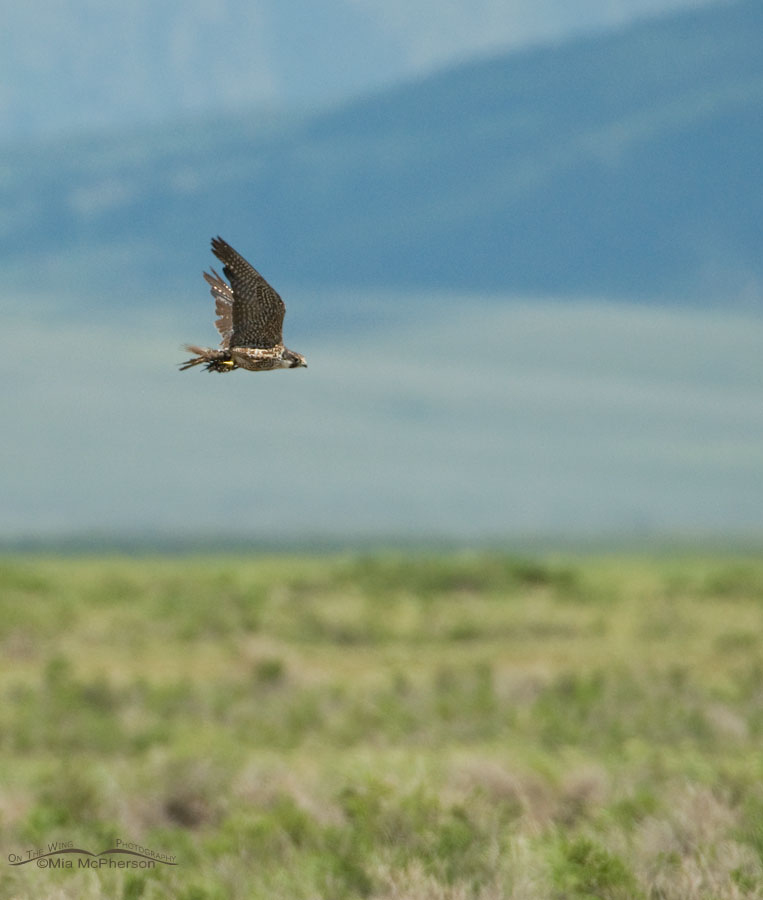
[{"xmin": 283, "ymin": 349, "xmax": 308, "ymax": 368}]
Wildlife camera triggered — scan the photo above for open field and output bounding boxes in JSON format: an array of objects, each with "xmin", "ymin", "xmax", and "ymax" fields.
[{"xmin": 1, "ymin": 552, "xmax": 763, "ymax": 898}]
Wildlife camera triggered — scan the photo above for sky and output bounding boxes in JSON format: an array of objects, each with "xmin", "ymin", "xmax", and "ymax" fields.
[
  {"xmin": 2, "ymin": 292, "xmax": 761, "ymax": 543},
  {"xmin": 0, "ymin": 0, "xmax": 719, "ymax": 141},
  {"xmin": 1, "ymin": 0, "xmax": 759, "ymax": 545}
]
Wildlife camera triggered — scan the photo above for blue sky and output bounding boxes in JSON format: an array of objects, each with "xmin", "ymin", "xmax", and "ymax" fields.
[
  {"xmin": 2, "ymin": 0, "xmax": 759, "ymax": 544},
  {"xmin": 3, "ymin": 293, "xmax": 761, "ymax": 541}
]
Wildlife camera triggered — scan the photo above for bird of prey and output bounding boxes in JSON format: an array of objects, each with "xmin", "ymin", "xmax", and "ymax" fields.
[{"xmin": 180, "ymin": 237, "xmax": 307, "ymax": 373}]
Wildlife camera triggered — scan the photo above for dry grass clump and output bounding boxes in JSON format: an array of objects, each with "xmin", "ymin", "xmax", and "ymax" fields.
[{"xmin": 635, "ymin": 784, "xmax": 761, "ymax": 900}]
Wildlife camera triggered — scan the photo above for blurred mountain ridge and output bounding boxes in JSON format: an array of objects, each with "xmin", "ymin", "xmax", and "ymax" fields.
[
  {"xmin": 0, "ymin": 0, "xmax": 714, "ymax": 141},
  {"xmin": 0, "ymin": 0, "xmax": 760, "ymax": 307}
]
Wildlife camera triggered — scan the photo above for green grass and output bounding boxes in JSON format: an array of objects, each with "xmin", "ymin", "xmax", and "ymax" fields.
[{"xmin": 1, "ymin": 552, "xmax": 763, "ymax": 898}]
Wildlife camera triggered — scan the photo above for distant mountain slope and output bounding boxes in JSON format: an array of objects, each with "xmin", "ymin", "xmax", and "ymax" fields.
[
  {"xmin": 0, "ymin": 0, "xmax": 760, "ymax": 304},
  {"xmin": 263, "ymin": 0, "xmax": 762, "ymax": 298},
  {"xmin": 0, "ymin": 0, "xmax": 712, "ymax": 142}
]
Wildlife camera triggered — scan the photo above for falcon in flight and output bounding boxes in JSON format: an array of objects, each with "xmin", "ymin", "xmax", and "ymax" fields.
[{"xmin": 180, "ymin": 237, "xmax": 307, "ymax": 373}]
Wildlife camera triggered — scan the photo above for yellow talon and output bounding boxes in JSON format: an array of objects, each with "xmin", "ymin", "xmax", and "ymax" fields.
[{"xmin": 222, "ymin": 360, "xmax": 235, "ymax": 367}]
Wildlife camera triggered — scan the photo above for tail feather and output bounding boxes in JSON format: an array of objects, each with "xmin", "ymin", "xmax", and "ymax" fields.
[{"xmin": 179, "ymin": 345, "xmax": 236, "ymax": 372}]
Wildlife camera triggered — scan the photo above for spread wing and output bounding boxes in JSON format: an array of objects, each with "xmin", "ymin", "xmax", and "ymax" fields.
[
  {"xmin": 210, "ymin": 236, "xmax": 286, "ymax": 349},
  {"xmin": 202, "ymin": 268, "xmax": 234, "ymax": 349}
]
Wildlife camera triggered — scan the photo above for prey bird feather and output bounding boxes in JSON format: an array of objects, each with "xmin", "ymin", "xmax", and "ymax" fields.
[{"xmin": 180, "ymin": 237, "xmax": 307, "ymax": 373}]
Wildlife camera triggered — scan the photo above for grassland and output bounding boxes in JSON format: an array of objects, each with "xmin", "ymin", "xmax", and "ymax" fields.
[{"xmin": 1, "ymin": 552, "xmax": 762, "ymax": 899}]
